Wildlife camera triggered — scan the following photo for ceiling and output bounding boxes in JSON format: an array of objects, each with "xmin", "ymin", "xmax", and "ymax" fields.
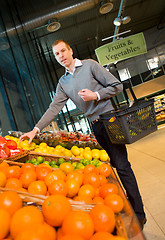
[{"xmin": 1, "ymin": 0, "xmax": 165, "ymax": 66}]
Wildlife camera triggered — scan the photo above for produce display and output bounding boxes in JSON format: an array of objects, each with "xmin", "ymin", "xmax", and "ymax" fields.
[
  {"xmin": 3, "ymin": 135, "xmax": 110, "ymax": 162},
  {"xmin": 154, "ymin": 94, "xmax": 165, "ymax": 122},
  {"xmin": 8, "ymin": 130, "xmax": 102, "ymax": 150},
  {"xmin": 0, "ymin": 131, "xmax": 145, "ymax": 239},
  {"xmin": 0, "ymin": 160, "xmax": 124, "ymax": 238}
]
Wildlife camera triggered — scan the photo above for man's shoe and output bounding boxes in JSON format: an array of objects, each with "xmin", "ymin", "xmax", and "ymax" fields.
[{"xmin": 138, "ymin": 217, "xmax": 147, "ymax": 230}]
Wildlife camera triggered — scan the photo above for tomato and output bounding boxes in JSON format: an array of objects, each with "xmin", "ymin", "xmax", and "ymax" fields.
[
  {"xmin": 6, "ymin": 140, "xmax": 17, "ymax": 150},
  {"xmin": 0, "ymin": 146, "xmax": 10, "ymax": 158},
  {"xmin": 0, "ymin": 136, "xmax": 7, "ymax": 145}
]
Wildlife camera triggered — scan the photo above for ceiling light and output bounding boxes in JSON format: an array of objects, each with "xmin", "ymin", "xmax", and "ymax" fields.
[
  {"xmin": 113, "ymin": 16, "xmax": 131, "ymax": 26},
  {"xmin": 113, "ymin": 17, "xmax": 122, "ymax": 26},
  {"xmin": 122, "ymin": 16, "xmax": 131, "ymax": 24},
  {"xmin": 99, "ymin": 0, "xmax": 113, "ymax": 14},
  {"xmin": 0, "ymin": 42, "xmax": 9, "ymax": 51},
  {"xmin": 47, "ymin": 18, "xmax": 61, "ymax": 32}
]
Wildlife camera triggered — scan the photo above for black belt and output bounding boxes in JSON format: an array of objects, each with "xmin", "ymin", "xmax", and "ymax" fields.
[{"xmin": 91, "ymin": 119, "xmax": 100, "ymax": 125}]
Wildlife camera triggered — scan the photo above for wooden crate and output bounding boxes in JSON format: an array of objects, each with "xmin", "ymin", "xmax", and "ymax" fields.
[{"xmin": 0, "ymin": 160, "xmax": 146, "ymax": 240}]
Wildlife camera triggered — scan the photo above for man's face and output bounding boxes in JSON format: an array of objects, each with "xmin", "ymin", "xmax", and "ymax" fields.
[{"xmin": 53, "ymin": 42, "xmax": 74, "ymax": 68}]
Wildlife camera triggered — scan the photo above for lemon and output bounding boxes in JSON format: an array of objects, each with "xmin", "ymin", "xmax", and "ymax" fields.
[
  {"xmin": 39, "ymin": 142, "xmax": 47, "ymax": 149},
  {"xmin": 34, "ymin": 147, "xmax": 40, "ymax": 153},
  {"xmin": 91, "ymin": 149, "xmax": 100, "ymax": 159},
  {"xmin": 79, "ymin": 148, "xmax": 84, "ymax": 153},
  {"xmin": 53, "ymin": 149, "xmax": 62, "ymax": 156},
  {"xmin": 55, "ymin": 145, "xmax": 64, "ymax": 151},
  {"xmin": 29, "ymin": 142, "xmax": 36, "ymax": 149},
  {"xmin": 84, "ymin": 147, "xmax": 91, "ymax": 152},
  {"xmin": 63, "ymin": 149, "xmax": 72, "ymax": 157},
  {"xmin": 20, "ymin": 140, "xmax": 30, "ymax": 149},
  {"xmin": 83, "ymin": 151, "xmax": 92, "ymax": 161},
  {"xmin": 100, "ymin": 150, "xmax": 109, "ymax": 161},
  {"xmin": 71, "ymin": 146, "xmax": 81, "ymax": 156},
  {"xmin": 40, "ymin": 148, "xmax": 48, "ymax": 154},
  {"xmin": 4, "ymin": 135, "xmax": 11, "ymax": 139}
]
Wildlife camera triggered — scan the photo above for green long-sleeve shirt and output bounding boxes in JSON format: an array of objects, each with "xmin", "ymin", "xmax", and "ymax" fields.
[{"xmin": 35, "ymin": 59, "xmax": 123, "ymax": 131}]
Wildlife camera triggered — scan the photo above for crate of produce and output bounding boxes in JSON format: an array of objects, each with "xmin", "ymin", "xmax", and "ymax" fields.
[
  {"xmin": 100, "ymin": 99, "xmax": 157, "ymax": 144},
  {"xmin": 0, "ymin": 185, "xmax": 146, "ymax": 239}
]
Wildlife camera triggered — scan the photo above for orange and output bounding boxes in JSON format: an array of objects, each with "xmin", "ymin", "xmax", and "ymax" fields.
[
  {"xmin": 57, "ymin": 227, "xmax": 65, "ymax": 240},
  {"xmin": 0, "ymin": 191, "xmax": 22, "ymax": 216},
  {"xmin": 104, "ymin": 193, "xmax": 124, "ymax": 213},
  {"xmin": 0, "ymin": 209, "xmax": 11, "ymax": 239},
  {"xmin": 73, "ymin": 195, "xmax": 93, "ymax": 203},
  {"xmin": 66, "ymin": 171, "xmax": 84, "ymax": 186},
  {"xmin": 84, "ymin": 165, "xmax": 98, "ymax": 174},
  {"xmin": 61, "ymin": 234, "xmax": 85, "ymax": 240},
  {"xmin": 6, "ymin": 166, "xmax": 21, "ymax": 179},
  {"xmin": 0, "ymin": 162, "xmax": 9, "ymax": 174},
  {"xmin": 90, "ymin": 204, "xmax": 115, "ymax": 233},
  {"xmin": 45, "ymin": 170, "xmax": 65, "ymax": 187},
  {"xmin": 59, "ymin": 162, "xmax": 74, "ymax": 174},
  {"xmin": 28, "ymin": 180, "xmax": 47, "ymax": 195},
  {"xmin": 20, "ymin": 163, "xmax": 36, "ymax": 173},
  {"xmin": 89, "ymin": 231, "xmax": 113, "ymax": 240},
  {"xmin": 5, "ymin": 178, "xmax": 22, "ymax": 190},
  {"xmin": 15, "ymin": 222, "xmax": 56, "ymax": 240},
  {"xmin": 0, "ymin": 171, "xmax": 7, "ymax": 187},
  {"xmin": 66, "ymin": 179, "xmax": 80, "ymax": 198},
  {"xmin": 94, "ymin": 187, "xmax": 100, "ymax": 197},
  {"xmin": 78, "ymin": 184, "xmax": 95, "ymax": 199},
  {"xmin": 20, "ymin": 170, "xmax": 37, "ymax": 188},
  {"xmin": 36, "ymin": 163, "xmax": 52, "ymax": 169},
  {"xmin": 98, "ymin": 163, "xmax": 112, "ymax": 177},
  {"xmin": 62, "ymin": 210, "xmax": 94, "ymax": 239},
  {"xmin": 83, "ymin": 173, "xmax": 100, "ymax": 188},
  {"xmin": 99, "ymin": 183, "xmax": 118, "ymax": 199},
  {"xmin": 36, "ymin": 166, "xmax": 52, "ymax": 181},
  {"xmin": 42, "ymin": 195, "xmax": 71, "ymax": 227},
  {"xmin": 17, "ymin": 187, "xmax": 27, "ymax": 192},
  {"xmin": 99, "ymin": 174, "xmax": 108, "ymax": 186},
  {"xmin": 48, "ymin": 179, "xmax": 67, "ymax": 196},
  {"xmin": 75, "ymin": 169, "xmax": 84, "ymax": 174},
  {"xmin": 10, "ymin": 205, "xmax": 44, "ymax": 238},
  {"xmin": 93, "ymin": 196, "xmax": 104, "ymax": 204}
]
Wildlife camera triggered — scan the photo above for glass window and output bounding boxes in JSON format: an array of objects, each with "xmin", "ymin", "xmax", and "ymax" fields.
[
  {"xmin": 62, "ymin": 99, "xmax": 77, "ymax": 113},
  {"xmin": 146, "ymin": 58, "xmax": 159, "ymax": 70},
  {"xmin": 118, "ymin": 68, "xmax": 131, "ymax": 81}
]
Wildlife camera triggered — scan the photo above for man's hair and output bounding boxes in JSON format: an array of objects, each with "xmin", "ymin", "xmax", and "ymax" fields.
[{"xmin": 52, "ymin": 39, "xmax": 71, "ymax": 50}]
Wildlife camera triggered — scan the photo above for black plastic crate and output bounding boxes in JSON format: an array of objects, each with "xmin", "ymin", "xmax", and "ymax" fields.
[{"xmin": 100, "ymin": 99, "xmax": 157, "ymax": 144}]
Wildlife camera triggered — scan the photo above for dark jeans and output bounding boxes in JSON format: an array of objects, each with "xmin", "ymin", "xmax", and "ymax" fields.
[{"xmin": 92, "ymin": 120, "xmax": 146, "ymax": 220}]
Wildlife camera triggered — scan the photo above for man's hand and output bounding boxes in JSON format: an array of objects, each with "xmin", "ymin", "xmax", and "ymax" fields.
[
  {"xmin": 19, "ymin": 128, "xmax": 38, "ymax": 144},
  {"xmin": 78, "ymin": 89, "xmax": 97, "ymax": 101}
]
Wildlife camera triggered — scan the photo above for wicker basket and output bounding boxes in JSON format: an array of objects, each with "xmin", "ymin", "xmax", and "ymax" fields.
[
  {"xmin": 12, "ymin": 150, "xmax": 82, "ymax": 163},
  {"xmin": 0, "ymin": 150, "xmax": 29, "ymax": 163}
]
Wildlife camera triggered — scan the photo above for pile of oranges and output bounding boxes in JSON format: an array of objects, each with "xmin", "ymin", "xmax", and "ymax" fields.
[
  {"xmin": 0, "ymin": 161, "xmax": 126, "ymax": 240},
  {"xmin": 0, "ymin": 192, "xmax": 126, "ymax": 240}
]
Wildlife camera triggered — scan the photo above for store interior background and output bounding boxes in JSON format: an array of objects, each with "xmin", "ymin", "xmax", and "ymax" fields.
[{"xmin": 0, "ymin": 0, "xmax": 165, "ymax": 135}]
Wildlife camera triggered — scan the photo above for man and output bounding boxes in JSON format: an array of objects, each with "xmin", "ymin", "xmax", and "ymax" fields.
[{"xmin": 20, "ymin": 39, "xmax": 146, "ymax": 229}]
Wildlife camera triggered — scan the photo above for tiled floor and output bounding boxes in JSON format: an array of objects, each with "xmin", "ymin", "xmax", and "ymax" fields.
[{"xmin": 126, "ymin": 124, "xmax": 165, "ymax": 240}]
